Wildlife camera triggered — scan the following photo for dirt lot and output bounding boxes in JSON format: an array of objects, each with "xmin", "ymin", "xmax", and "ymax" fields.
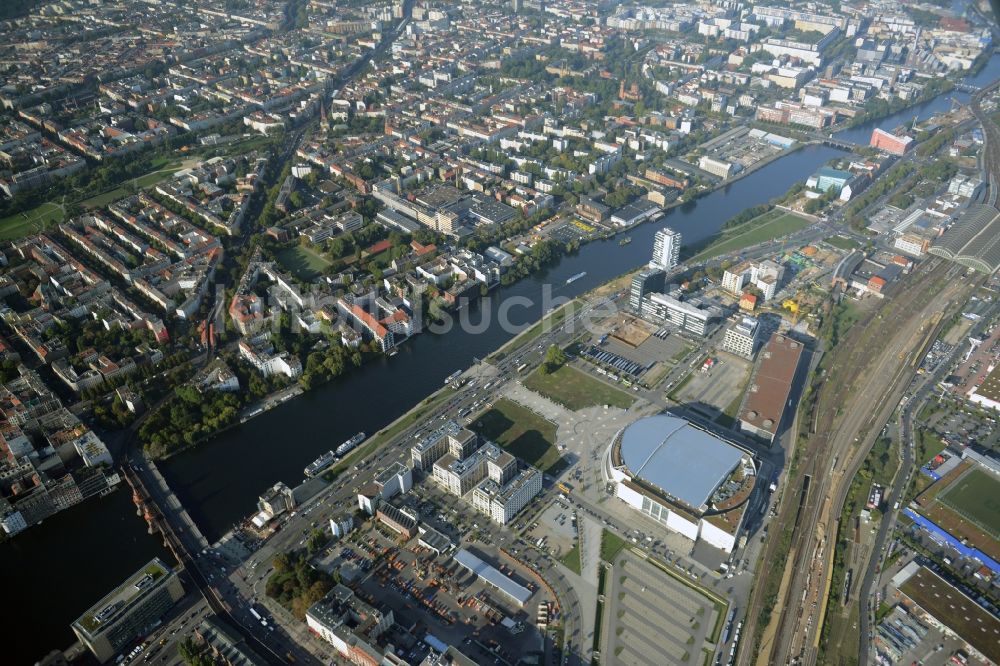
[{"xmin": 674, "ymin": 354, "xmax": 751, "ymax": 421}]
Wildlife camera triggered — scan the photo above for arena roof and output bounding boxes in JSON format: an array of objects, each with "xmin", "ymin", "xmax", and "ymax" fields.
[
  {"xmin": 617, "ymin": 415, "xmax": 745, "ymax": 510},
  {"xmin": 929, "ymin": 204, "xmax": 1000, "ymax": 273}
]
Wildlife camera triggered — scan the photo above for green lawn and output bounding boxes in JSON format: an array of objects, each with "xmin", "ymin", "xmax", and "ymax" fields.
[
  {"xmin": 276, "ymin": 245, "xmax": 333, "ymax": 281},
  {"xmin": 824, "ymin": 235, "xmax": 859, "ymax": 251},
  {"xmin": 470, "ymin": 397, "xmax": 565, "ymax": 473},
  {"xmin": 0, "ymin": 202, "xmax": 64, "ymax": 240},
  {"xmin": 79, "ymin": 165, "xmax": 185, "ymax": 210},
  {"xmin": 524, "ymin": 364, "xmax": 634, "ymax": 411},
  {"xmin": 940, "ymin": 468, "xmax": 1000, "ymax": 537},
  {"xmin": 600, "ymin": 529, "xmax": 627, "ymax": 563},
  {"xmin": 689, "ymin": 211, "xmax": 812, "ymax": 262},
  {"xmin": 560, "ymin": 542, "xmax": 582, "ymax": 575}
]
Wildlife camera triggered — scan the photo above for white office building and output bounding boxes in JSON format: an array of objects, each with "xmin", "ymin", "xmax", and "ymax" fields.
[
  {"xmin": 650, "ymin": 227, "xmax": 681, "ymax": 271},
  {"xmin": 722, "ymin": 316, "xmax": 761, "ymax": 358},
  {"xmin": 471, "ymin": 466, "xmax": 543, "ymax": 525}
]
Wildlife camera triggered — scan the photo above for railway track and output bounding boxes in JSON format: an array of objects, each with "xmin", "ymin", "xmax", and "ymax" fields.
[{"xmin": 740, "ymin": 259, "xmax": 974, "ymax": 666}]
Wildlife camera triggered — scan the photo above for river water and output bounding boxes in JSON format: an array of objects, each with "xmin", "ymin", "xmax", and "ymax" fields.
[{"xmin": 3, "ymin": 53, "xmax": 999, "ymax": 664}]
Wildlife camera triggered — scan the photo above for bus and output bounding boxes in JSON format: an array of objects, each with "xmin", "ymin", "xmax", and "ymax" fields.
[
  {"xmin": 516, "ymin": 363, "xmax": 529, "ymax": 373},
  {"xmin": 249, "ymin": 608, "xmax": 262, "ymax": 622}
]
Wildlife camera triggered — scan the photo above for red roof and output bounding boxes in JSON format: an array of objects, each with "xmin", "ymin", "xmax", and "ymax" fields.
[
  {"xmin": 367, "ymin": 239, "xmax": 392, "ymax": 255},
  {"xmin": 351, "ymin": 304, "xmax": 388, "ymax": 338},
  {"xmin": 411, "ymin": 241, "xmax": 436, "ymax": 256}
]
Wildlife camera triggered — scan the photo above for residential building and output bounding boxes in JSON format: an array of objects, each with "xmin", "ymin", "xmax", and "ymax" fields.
[{"xmin": 306, "ymin": 586, "xmax": 395, "ymax": 665}]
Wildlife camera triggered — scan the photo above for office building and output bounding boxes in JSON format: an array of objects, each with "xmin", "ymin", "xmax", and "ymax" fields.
[
  {"xmin": 723, "ymin": 316, "xmax": 761, "ymax": 359},
  {"xmin": 471, "ymin": 466, "xmax": 543, "ymax": 525},
  {"xmin": 870, "ymin": 128, "xmax": 913, "ymax": 155},
  {"xmin": 640, "ymin": 291, "xmax": 720, "ymax": 336},
  {"xmin": 72, "ymin": 558, "xmax": 184, "ymax": 662},
  {"xmin": 410, "ymin": 421, "xmax": 463, "ymax": 470},
  {"xmin": 649, "ymin": 227, "xmax": 681, "ymax": 271},
  {"xmin": 629, "ymin": 268, "xmax": 666, "ymax": 312}
]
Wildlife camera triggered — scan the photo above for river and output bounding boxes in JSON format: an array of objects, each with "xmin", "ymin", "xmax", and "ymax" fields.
[
  {"xmin": 835, "ymin": 50, "xmax": 1000, "ymax": 144},
  {"xmin": 5, "ymin": 52, "xmax": 1000, "ymax": 664}
]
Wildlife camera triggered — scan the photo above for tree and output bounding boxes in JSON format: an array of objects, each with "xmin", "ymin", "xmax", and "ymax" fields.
[{"xmin": 543, "ymin": 344, "xmax": 566, "ymax": 374}]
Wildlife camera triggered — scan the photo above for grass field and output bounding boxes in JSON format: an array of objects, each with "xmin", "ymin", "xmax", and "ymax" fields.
[
  {"xmin": 600, "ymin": 529, "xmax": 627, "ymax": 563},
  {"xmin": 560, "ymin": 542, "xmax": 582, "ymax": 575},
  {"xmin": 276, "ymin": 245, "xmax": 333, "ymax": 281},
  {"xmin": 939, "ymin": 468, "xmax": 1000, "ymax": 537},
  {"xmin": 470, "ymin": 397, "xmax": 565, "ymax": 474},
  {"xmin": 0, "ymin": 202, "xmax": 64, "ymax": 240},
  {"xmin": 688, "ymin": 210, "xmax": 812, "ymax": 263},
  {"xmin": 824, "ymin": 235, "xmax": 859, "ymax": 251},
  {"xmin": 80, "ymin": 162, "xmax": 185, "ymax": 210},
  {"xmin": 524, "ymin": 364, "xmax": 634, "ymax": 411}
]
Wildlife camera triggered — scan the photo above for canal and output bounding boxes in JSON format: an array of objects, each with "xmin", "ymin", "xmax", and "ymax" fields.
[{"xmin": 6, "ymin": 52, "xmax": 1000, "ymax": 663}]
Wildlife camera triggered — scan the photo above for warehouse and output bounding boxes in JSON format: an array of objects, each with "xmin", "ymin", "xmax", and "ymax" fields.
[
  {"xmin": 604, "ymin": 415, "xmax": 756, "ymax": 552},
  {"xmin": 739, "ymin": 333, "xmax": 804, "ymax": 443},
  {"xmin": 453, "ymin": 549, "xmax": 532, "ymax": 606}
]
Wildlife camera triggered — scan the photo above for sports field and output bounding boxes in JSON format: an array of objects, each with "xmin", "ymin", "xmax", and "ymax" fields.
[{"xmin": 939, "ymin": 468, "xmax": 1000, "ymax": 538}]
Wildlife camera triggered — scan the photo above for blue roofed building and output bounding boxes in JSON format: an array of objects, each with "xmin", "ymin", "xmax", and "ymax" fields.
[{"xmin": 604, "ymin": 415, "xmax": 757, "ymax": 552}]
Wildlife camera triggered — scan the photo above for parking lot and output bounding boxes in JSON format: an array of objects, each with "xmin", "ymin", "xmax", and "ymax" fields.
[
  {"xmin": 526, "ymin": 500, "xmax": 578, "ymax": 559},
  {"xmin": 601, "ymin": 550, "xmax": 722, "ymax": 666}
]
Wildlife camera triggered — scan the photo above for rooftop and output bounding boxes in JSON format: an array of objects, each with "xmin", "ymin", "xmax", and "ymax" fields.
[
  {"xmin": 740, "ymin": 333, "xmax": 804, "ymax": 436},
  {"xmin": 73, "ymin": 558, "xmax": 171, "ymax": 636},
  {"xmin": 615, "ymin": 415, "xmax": 746, "ymax": 510},
  {"xmin": 453, "ymin": 549, "xmax": 532, "ymax": 605}
]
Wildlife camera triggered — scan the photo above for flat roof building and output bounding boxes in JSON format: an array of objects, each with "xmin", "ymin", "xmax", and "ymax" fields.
[
  {"xmin": 739, "ymin": 333, "xmax": 804, "ymax": 443},
  {"xmin": 605, "ymin": 415, "xmax": 756, "ymax": 552},
  {"xmin": 453, "ymin": 549, "xmax": 532, "ymax": 606},
  {"xmin": 306, "ymin": 585, "xmax": 395, "ymax": 664},
  {"xmin": 722, "ymin": 316, "xmax": 760, "ymax": 359},
  {"xmin": 72, "ymin": 558, "xmax": 184, "ymax": 662}
]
